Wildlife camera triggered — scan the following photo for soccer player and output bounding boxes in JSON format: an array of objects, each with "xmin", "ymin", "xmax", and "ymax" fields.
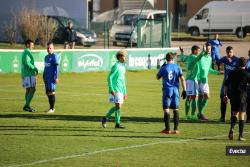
[
  {"xmin": 21, "ymin": 39, "xmax": 38, "ymax": 112},
  {"xmin": 197, "ymin": 42, "xmax": 223, "ymax": 120},
  {"xmin": 246, "ymin": 50, "xmax": 250, "ymax": 123},
  {"xmin": 224, "ymin": 57, "xmax": 250, "ymax": 141},
  {"xmin": 217, "ymin": 46, "xmax": 239, "ymax": 122},
  {"xmin": 43, "ymin": 42, "xmax": 59, "ymax": 113},
  {"xmin": 180, "ymin": 45, "xmax": 205, "ymax": 120},
  {"xmin": 102, "ymin": 50, "xmax": 128, "ymax": 129},
  {"xmin": 157, "ymin": 52, "xmax": 186, "ymax": 134},
  {"xmin": 208, "ymin": 34, "xmax": 222, "ymax": 70}
]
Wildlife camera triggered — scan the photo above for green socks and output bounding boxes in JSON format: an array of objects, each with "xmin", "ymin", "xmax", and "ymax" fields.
[
  {"xmin": 201, "ymin": 99, "xmax": 208, "ymax": 114},
  {"xmin": 185, "ymin": 99, "xmax": 191, "ymax": 116},
  {"xmin": 115, "ymin": 109, "xmax": 121, "ymax": 124},
  {"xmin": 105, "ymin": 107, "xmax": 117, "ymax": 119},
  {"xmin": 191, "ymin": 99, "xmax": 197, "ymax": 115},
  {"xmin": 105, "ymin": 107, "xmax": 121, "ymax": 124},
  {"xmin": 25, "ymin": 91, "xmax": 35, "ymax": 107},
  {"xmin": 198, "ymin": 98, "xmax": 208, "ymax": 114}
]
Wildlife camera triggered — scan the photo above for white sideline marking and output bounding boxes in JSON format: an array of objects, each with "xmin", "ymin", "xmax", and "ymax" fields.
[{"xmin": 5, "ymin": 133, "xmax": 246, "ymax": 167}]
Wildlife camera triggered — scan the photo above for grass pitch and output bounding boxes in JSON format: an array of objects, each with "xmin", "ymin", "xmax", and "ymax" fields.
[{"xmin": 0, "ymin": 70, "xmax": 249, "ymax": 167}]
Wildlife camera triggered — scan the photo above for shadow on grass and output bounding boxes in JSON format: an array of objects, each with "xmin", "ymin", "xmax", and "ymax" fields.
[
  {"xmin": 0, "ymin": 132, "xmax": 229, "ymax": 142},
  {"xmin": 0, "ymin": 113, "xmax": 228, "ymax": 124}
]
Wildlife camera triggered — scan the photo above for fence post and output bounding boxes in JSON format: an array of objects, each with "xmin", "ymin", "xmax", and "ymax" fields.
[
  {"xmin": 150, "ymin": 19, "xmax": 153, "ymax": 48},
  {"xmin": 137, "ymin": 20, "xmax": 141, "ymax": 48},
  {"xmin": 162, "ymin": 18, "xmax": 165, "ymax": 48}
]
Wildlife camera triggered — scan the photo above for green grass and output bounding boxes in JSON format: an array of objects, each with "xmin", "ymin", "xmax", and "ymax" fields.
[{"xmin": 0, "ymin": 70, "xmax": 249, "ymax": 167}]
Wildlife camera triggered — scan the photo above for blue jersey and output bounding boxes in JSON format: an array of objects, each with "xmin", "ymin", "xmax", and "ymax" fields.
[
  {"xmin": 43, "ymin": 53, "xmax": 59, "ymax": 82},
  {"xmin": 208, "ymin": 39, "xmax": 222, "ymax": 61},
  {"xmin": 157, "ymin": 63, "xmax": 183, "ymax": 90},
  {"xmin": 218, "ymin": 56, "xmax": 239, "ymax": 80},
  {"xmin": 247, "ymin": 59, "xmax": 250, "ymax": 99},
  {"xmin": 218, "ymin": 56, "xmax": 239, "ymax": 97}
]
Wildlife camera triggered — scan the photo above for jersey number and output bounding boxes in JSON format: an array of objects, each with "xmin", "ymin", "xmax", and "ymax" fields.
[{"xmin": 168, "ymin": 71, "xmax": 173, "ymax": 80}]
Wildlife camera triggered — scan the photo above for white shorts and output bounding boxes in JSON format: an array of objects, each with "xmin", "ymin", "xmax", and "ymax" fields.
[
  {"xmin": 109, "ymin": 93, "xmax": 124, "ymax": 104},
  {"xmin": 186, "ymin": 80, "xmax": 198, "ymax": 96},
  {"xmin": 22, "ymin": 76, "xmax": 36, "ymax": 88},
  {"xmin": 198, "ymin": 83, "xmax": 210, "ymax": 95}
]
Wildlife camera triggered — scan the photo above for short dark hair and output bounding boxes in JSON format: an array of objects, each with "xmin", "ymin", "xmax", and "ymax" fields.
[
  {"xmin": 166, "ymin": 52, "xmax": 175, "ymax": 61},
  {"xmin": 238, "ymin": 57, "xmax": 247, "ymax": 67},
  {"xmin": 205, "ymin": 42, "xmax": 211, "ymax": 46},
  {"xmin": 25, "ymin": 39, "xmax": 34, "ymax": 45},
  {"xmin": 226, "ymin": 46, "xmax": 233, "ymax": 52},
  {"xmin": 191, "ymin": 45, "xmax": 200, "ymax": 53},
  {"xmin": 47, "ymin": 41, "xmax": 53, "ymax": 46}
]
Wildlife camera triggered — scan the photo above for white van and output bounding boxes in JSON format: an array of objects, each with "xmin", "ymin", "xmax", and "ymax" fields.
[
  {"xmin": 110, "ymin": 9, "xmax": 166, "ymax": 46},
  {"xmin": 187, "ymin": 1, "xmax": 250, "ymax": 38}
]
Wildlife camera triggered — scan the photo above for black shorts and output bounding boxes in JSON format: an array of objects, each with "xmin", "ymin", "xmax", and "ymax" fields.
[{"xmin": 230, "ymin": 98, "xmax": 247, "ymax": 112}]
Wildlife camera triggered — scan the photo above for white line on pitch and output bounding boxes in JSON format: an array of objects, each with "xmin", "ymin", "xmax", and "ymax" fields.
[{"xmin": 5, "ymin": 133, "xmax": 247, "ymax": 167}]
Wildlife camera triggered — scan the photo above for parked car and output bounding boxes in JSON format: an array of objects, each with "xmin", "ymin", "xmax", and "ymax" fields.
[
  {"xmin": 47, "ymin": 16, "xmax": 97, "ymax": 46},
  {"xmin": 110, "ymin": 9, "xmax": 166, "ymax": 46}
]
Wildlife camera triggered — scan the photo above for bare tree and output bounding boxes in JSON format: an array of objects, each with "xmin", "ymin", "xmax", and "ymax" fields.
[
  {"xmin": 17, "ymin": 7, "xmax": 58, "ymax": 46},
  {"xmin": 18, "ymin": 7, "xmax": 40, "ymax": 42},
  {"xmin": 37, "ymin": 16, "xmax": 58, "ymax": 46}
]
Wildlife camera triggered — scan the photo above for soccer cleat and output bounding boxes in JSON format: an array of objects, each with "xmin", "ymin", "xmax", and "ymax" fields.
[
  {"xmin": 200, "ymin": 114, "xmax": 208, "ymax": 121},
  {"xmin": 160, "ymin": 129, "xmax": 172, "ymax": 134},
  {"xmin": 29, "ymin": 108, "xmax": 36, "ymax": 113},
  {"xmin": 228, "ymin": 130, "xmax": 234, "ymax": 140},
  {"xmin": 172, "ymin": 130, "xmax": 180, "ymax": 134},
  {"xmin": 238, "ymin": 137, "xmax": 246, "ymax": 141},
  {"xmin": 101, "ymin": 117, "xmax": 107, "ymax": 128},
  {"xmin": 46, "ymin": 108, "xmax": 55, "ymax": 113},
  {"xmin": 184, "ymin": 115, "xmax": 191, "ymax": 120},
  {"xmin": 190, "ymin": 115, "xmax": 198, "ymax": 121},
  {"xmin": 23, "ymin": 106, "xmax": 31, "ymax": 112},
  {"xmin": 197, "ymin": 113, "xmax": 201, "ymax": 119},
  {"xmin": 219, "ymin": 117, "xmax": 225, "ymax": 123},
  {"xmin": 23, "ymin": 106, "xmax": 36, "ymax": 112},
  {"xmin": 115, "ymin": 124, "xmax": 125, "ymax": 129}
]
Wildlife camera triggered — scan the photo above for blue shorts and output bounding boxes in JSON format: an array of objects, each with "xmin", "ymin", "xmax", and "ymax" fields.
[
  {"xmin": 45, "ymin": 81, "xmax": 56, "ymax": 93},
  {"xmin": 162, "ymin": 88, "xmax": 179, "ymax": 109},
  {"xmin": 211, "ymin": 50, "xmax": 220, "ymax": 62}
]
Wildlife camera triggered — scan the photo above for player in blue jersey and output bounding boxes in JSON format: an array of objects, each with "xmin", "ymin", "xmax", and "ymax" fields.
[
  {"xmin": 43, "ymin": 42, "xmax": 59, "ymax": 113},
  {"xmin": 208, "ymin": 34, "xmax": 222, "ymax": 70},
  {"xmin": 157, "ymin": 52, "xmax": 186, "ymax": 134},
  {"xmin": 246, "ymin": 50, "xmax": 250, "ymax": 123},
  {"xmin": 217, "ymin": 46, "xmax": 239, "ymax": 122}
]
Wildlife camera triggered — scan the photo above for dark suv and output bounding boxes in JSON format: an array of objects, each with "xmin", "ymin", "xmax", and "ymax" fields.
[{"xmin": 47, "ymin": 16, "xmax": 97, "ymax": 47}]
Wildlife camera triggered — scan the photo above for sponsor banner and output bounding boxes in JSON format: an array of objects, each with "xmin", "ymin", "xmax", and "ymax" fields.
[
  {"xmin": 0, "ymin": 48, "xmax": 177, "ymax": 73},
  {"xmin": 127, "ymin": 49, "xmax": 176, "ymax": 70},
  {"xmin": 72, "ymin": 51, "xmax": 109, "ymax": 72}
]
